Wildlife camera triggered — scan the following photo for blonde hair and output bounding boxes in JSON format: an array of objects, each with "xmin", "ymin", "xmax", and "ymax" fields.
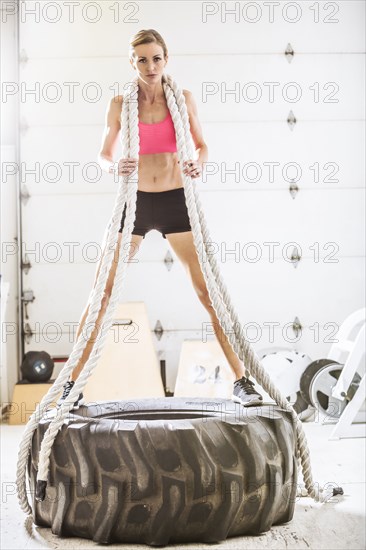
[{"xmin": 129, "ymin": 29, "xmax": 168, "ymax": 61}]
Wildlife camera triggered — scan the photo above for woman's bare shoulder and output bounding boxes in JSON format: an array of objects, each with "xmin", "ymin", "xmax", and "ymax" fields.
[
  {"xmin": 105, "ymin": 95, "xmax": 123, "ymax": 125},
  {"xmin": 183, "ymin": 89, "xmax": 197, "ymax": 112},
  {"xmin": 110, "ymin": 95, "xmax": 123, "ymax": 110},
  {"xmin": 182, "ymin": 89, "xmax": 192, "ymax": 102},
  {"xmin": 183, "ymin": 89, "xmax": 200, "ymax": 115}
]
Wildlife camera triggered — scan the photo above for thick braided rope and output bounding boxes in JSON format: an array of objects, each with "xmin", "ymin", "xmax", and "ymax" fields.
[
  {"xmin": 16, "ymin": 81, "xmax": 139, "ymax": 512},
  {"xmin": 163, "ymin": 75, "xmax": 336, "ymax": 502},
  {"xmin": 33, "ymin": 82, "xmax": 141, "ymax": 495},
  {"xmin": 164, "ymin": 76, "xmax": 306, "ymax": 494},
  {"xmin": 161, "ymin": 80, "xmax": 235, "ymax": 335}
]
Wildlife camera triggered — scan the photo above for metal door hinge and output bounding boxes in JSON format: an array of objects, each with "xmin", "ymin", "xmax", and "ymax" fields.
[
  {"xmin": 292, "ymin": 316, "xmax": 302, "ymax": 338},
  {"xmin": 285, "ymin": 43, "xmax": 294, "ymax": 64},
  {"xmin": 20, "ymin": 184, "xmax": 30, "ymax": 206},
  {"xmin": 22, "ymin": 254, "xmax": 32, "ymax": 274},
  {"xmin": 154, "ymin": 320, "xmax": 164, "ymax": 340},
  {"xmin": 21, "ymin": 290, "xmax": 35, "ymax": 320},
  {"xmin": 290, "ymin": 246, "xmax": 301, "ymax": 268},
  {"xmin": 24, "ymin": 322, "xmax": 33, "ymax": 345},
  {"xmin": 289, "ymin": 183, "xmax": 299, "ymax": 199},
  {"xmin": 287, "ymin": 110, "xmax": 297, "ymax": 131},
  {"xmin": 164, "ymin": 250, "xmax": 174, "ymax": 271}
]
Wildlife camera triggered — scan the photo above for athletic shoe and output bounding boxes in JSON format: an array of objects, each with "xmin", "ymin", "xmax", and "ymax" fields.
[
  {"xmin": 232, "ymin": 376, "xmax": 263, "ymax": 406},
  {"xmin": 57, "ymin": 380, "xmax": 84, "ymax": 409}
]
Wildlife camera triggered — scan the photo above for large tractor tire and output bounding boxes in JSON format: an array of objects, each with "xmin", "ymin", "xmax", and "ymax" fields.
[{"xmin": 28, "ymin": 397, "xmax": 298, "ymax": 546}]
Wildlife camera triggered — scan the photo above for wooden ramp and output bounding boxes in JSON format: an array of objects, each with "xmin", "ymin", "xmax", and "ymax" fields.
[
  {"xmin": 83, "ymin": 301, "xmax": 165, "ymax": 402},
  {"xmin": 174, "ymin": 338, "xmax": 235, "ymax": 398}
]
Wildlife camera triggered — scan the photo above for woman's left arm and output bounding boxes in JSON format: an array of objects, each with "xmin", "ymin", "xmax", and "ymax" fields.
[{"xmin": 182, "ymin": 89, "xmax": 208, "ymax": 178}]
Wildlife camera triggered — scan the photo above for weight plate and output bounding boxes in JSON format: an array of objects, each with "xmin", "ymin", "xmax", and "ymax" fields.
[
  {"xmin": 309, "ymin": 364, "xmax": 345, "ymax": 418},
  {"xmin": 299, "ymin": 359, "xmax": 340, "ymax": 406},
  {"xmin": 310, "ymin": 365, "xmax": 362, "ymax": 419},
  {"xmin": 287, "ymin": 391, "xmax": 316, "ymax": 422},
  {"xmin": 258, "ymin": 348, "xmax": 313, "ymax": 398},
  {"xmin": 298, "ymin": 406, "xmax": 316, "ymax": 422}
]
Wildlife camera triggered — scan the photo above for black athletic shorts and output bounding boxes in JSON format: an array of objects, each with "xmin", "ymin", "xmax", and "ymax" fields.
[{"xmin": 118, "ymin": 187, "xmax": 192, "ymax": 239}]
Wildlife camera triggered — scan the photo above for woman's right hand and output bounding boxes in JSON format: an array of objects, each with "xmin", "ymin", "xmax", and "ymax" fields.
[{"xmin": 114, "ymin": 157, "xmax": 139, "ymax": 177}]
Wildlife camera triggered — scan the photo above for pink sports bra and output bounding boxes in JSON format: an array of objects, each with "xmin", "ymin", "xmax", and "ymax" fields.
[{"xmin": 138, "ymin": 111, "xmax": 177, "ymax": 155}]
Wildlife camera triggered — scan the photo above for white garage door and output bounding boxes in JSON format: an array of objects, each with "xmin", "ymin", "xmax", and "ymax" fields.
[{"xmin": 17, "ymin": 1, "xmax": 365, "ymax": 389}]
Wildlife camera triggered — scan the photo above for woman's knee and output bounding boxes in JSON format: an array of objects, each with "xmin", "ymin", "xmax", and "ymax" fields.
[
  {"xmin": 101, "ymin": 289, "xmax": 112, "ymax": 308},
  {"xmin": 196, "ymin": 287, "xmax": 212, "ymax": 309}
]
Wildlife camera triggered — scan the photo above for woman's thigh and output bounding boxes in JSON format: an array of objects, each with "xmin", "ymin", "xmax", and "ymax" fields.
[
  {"xmin": 165, "ymin": 231, "xmax": 209, "ymax": 299},
  {"xmin": 91, "ymin": 231, "xmax": 144, "ymax": 292}
]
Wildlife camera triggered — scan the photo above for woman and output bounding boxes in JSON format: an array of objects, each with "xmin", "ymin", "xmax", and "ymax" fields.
[{"xmin": 58, "ymin": 29, "xmax": 263, "ymax": 408}]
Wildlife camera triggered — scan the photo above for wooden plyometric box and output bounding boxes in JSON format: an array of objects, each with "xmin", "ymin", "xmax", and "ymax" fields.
[
  {"xmin": 83, "ymin": 301, "xmax": 165, "ymax": 402},
  {"xmin": 174, "ymin": 339, "xmax": 235, "ymax": 399},
  {"xmin": 9, "ymin": 381, "xmax": 56, "ymax": 425}
]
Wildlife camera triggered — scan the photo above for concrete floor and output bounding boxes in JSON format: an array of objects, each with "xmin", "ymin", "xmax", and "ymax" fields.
[{"xmin": 1, "ymin": 420, "xmax": 365, "ymax": 550}]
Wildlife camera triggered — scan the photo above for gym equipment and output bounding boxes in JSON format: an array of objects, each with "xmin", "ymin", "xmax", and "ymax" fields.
[
  {"xmin": 287, "ymin": 392, "xmax": 316, "ymax": 422},
  {"xmin": 329, "ymin": 309, "xmax": 366, "ymax": 439},
  {"xmin": 174, "ymin": 338, "xmax": 235, "ymax": 398},
  {"xmin": 20, "ymin": 351, "xmax": 54, "ymax": 383},
  {"xmin": 29, "ymin": 397, "xmax": 297, "ymax": 545},
  {"xmin": 300, "ymin": 359, "xmax": 338, "ymax": 406},
  {"xmin": 307, "ymin": 362, "xmax": 344, "ymax": 417},
  {"xmin": 255, "ymin": 347, "xmax": 315, "ymax": 419},
  {"xmin": 83, "ymin": 302, "xmax": 165, "ymax": 402},
  {"xmin": 309, "ymin": 363, "xmax": 361, "ymax": 419},
  {"xmin": 16, "ymin": 74, "xmax": 342, "ymax": 546},
  {"xmin": 9, "ymin": 380, "xmax": 56, "ymax": 425},
  {"xmin": 257, "ymin": 347, "xmax": 313, "ymax": 402},
  {"xmin": 310, "ymin": 362, "xmax": 361, "ymax": 418},
  {"xmin": 298, "ymin": 308, "xmax": 366, "ymax": 436}
]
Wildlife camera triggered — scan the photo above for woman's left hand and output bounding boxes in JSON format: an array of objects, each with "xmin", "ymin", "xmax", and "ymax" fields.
[{"xmin": 182, "ymin": 160, "xmax": 202, "ymax": 179}]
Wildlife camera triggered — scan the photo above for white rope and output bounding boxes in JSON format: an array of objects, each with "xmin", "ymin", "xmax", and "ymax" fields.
[
  {"xmin": 16, "ymin": 74, "xmax": 342, "ymax": 515},
  {"xmin": 162, "ymin": 75, "xmax": 343, "ymax": 503},
  {"xmin": 16, "ymin": 80, "xmax": 139, "ymax": 512}
]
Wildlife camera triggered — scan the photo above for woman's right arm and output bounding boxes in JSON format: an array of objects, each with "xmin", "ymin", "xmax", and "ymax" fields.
[
  {"xmin": 97, "ymin": 96, "xmax": 138, "ymax": 176},
  {"xmin": 97, "ymin": 95, "xmax": 123, "ymax": 174}
]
